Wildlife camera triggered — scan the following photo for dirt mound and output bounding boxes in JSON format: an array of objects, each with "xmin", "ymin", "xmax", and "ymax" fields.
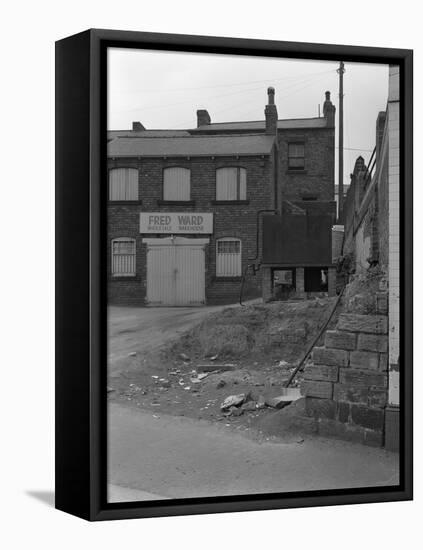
[
  {"xmin": 162, "ymin": 298, "xmax": 339, "ymax": 365},
  {"xmin": 198, "ymin": 324, "xmax": 251, "ymax": 357}
]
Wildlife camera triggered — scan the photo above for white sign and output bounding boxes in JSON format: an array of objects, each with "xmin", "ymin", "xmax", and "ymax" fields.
[{"xmin": 140, "ymin": 212, "xmax": 213, "ymax": 234}]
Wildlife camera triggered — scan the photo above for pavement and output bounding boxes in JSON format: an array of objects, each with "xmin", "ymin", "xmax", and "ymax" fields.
[{"xmin": 108, "ymin": 402, "xmax": 399, "ymax": 502}]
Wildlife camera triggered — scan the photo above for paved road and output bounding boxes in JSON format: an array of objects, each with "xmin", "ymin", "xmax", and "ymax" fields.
[
  {"xmin": 108, "ymin": 302, "xmax": 257, "ymax": 374},
  {"xmin": 108, "ymin": 403, "xmax": 399, "ymax": 502}
]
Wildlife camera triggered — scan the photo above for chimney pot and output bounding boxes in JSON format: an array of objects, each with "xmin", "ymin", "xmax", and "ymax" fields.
[
  {"xmin": 267, "ymin": 87, "xmax": 275, "ymax": 105},
  {"xmin": 197, "ymin": 109, "xmax": 211, "ymax": 127},
  {"xmin": 132, "ymin": 121, "xmax": 145, "ymax": 131}
]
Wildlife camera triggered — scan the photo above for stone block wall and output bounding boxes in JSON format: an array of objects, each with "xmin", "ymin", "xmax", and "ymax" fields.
[{"xmin": 301, "ymin": 307, "xmax": 389, "ymax": 447}]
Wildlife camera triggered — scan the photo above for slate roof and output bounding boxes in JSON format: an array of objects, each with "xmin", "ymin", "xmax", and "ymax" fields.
[
  {"xmin": 108, "ymin": 129, "xmax": 190, "ymax": 139},
  {"xmin": 108, "ymin": 134, "xmax": 276, "ymax": 157},
  {"xmin": 193, "ymin": 118, "xmax": 327, "ymax": 132}
]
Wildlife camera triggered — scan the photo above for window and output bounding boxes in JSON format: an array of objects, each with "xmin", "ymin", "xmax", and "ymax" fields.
[
  {"xmin": 288, "ymin": 143, "xmax": 305, "ymax": 170},
  {"xmin": 163, "ymin": 167, "xmax": 190, "ymax": 201},
  {"xmin": 216, "ymin": 238, "xmax": 241, "ymax": 277},
  {"xmin": 109, "ymin": 168, "xmax": 138, "ymax": 201},
  {"xmin": 111, "ymin": 238, "xmax": 136, "ymax": 276},
  {"xmin": 273, "ymin": 269, "xmax": 294, "ymax": 286},
  {"xmin": 216, "ymin": 167, "xmax": 246, "ymax": 200}
]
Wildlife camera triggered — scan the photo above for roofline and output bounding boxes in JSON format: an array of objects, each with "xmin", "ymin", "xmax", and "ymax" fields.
[
  {"xmin": 108, "ymin": 116, "xmax": 328, "ymax": 134},
  {"xmin": 108, "ymin": 133, "xmax": 276, "ymax": 140},
  {"xmin": 108, "ymin": 152, "xmax": 272, "ymax": 159},
  {"xmin": 196, "ymin": 116, "xmax": 325, "ymax": 126}
]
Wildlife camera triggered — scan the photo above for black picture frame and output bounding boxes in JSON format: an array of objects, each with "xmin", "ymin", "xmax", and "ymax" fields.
[{"xmin": 55, "ymin": 28, "xmax": 413, "ymax": 521}]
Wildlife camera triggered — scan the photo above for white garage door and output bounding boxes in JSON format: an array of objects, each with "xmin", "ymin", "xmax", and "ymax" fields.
[{"xmin": 144, "ymin": 237, "xmax": 208, "ymax": 306}]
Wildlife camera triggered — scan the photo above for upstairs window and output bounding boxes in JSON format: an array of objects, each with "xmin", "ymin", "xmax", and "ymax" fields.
[
  {"xmin": 288, "ymin": 143, "xmax": 305, "ymax": 170},
  {"xmin": 109, "ymin": 168, "xmax": 138, "ymax": 201},
  {"xmin": 163, "ymin": 167, "xmax": 191, "ymax": 201},
  {"xmin": 216, "ymin": 238, "xmax": 242, "ymax": 277},
  {"xmin": 111, "ymin": 238, "xmax": 136, "ymax": 276},
  {"xmin": 216, "ymin": 167, "xmax": 247, "ymax": 201}
]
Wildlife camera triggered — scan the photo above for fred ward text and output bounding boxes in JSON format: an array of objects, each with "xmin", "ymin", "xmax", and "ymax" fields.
[{"xmin": 140, "ymin": 212, "xmax": 213, "ymax": 234}]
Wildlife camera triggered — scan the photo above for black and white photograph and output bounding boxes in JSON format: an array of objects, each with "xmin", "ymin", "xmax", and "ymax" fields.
[{"xmin": 105, "ymin": 47, "xmax": 401, "ymax": 503}]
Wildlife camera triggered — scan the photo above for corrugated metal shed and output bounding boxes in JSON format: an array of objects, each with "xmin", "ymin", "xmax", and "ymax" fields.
[{"xmin": 108, "ymin": 134, "xmax": 276, "ymax": 157}]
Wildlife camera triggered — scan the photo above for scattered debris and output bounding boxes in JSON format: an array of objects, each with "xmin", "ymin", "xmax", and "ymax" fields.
[
  {"xmin": 107, "ymin": 387, "xmax": 115, "ymax": 393},
  {"xmin": 265, "ymin": 396, "xmax": 291, "ymax": 410},
  {"xmin": 241, "ymin": 401, "xmax": 257, "ymax": 412},
  {"xmin": 256, "ymin": 395, "xmax": 266, "ymax": 409},
  {"xmin": 216, "ymin": 380, "xmax": 226, "ymax": 389},
  {"xmin": 128, "ymin": 351, "xmax": 137, "ymax": 357},
  {"xmin": 151, "ymin": 375, "xmax": 159, "ymax": 379},
  {"xmin": 220, "ymin": 394, "xmax": 246, "ymax": 411},
  {"xmin": 197, "ymin": 364, "xmax": 237, "ymax": 373},
  {"xmin": 190, "ymin": 372, "xmax": 210, "ymax": 384},
  {"xmin": 277, "ymin": 360, "xmax": 289, "ymax": 368},
  {"xmin": 179, "ymin": 353, "xmax": 190, "ymax": 362},
  {"xmin": 184, "ymin": 386, "xmax": 191, "ymax": 391},
  {"xmin": 227, "ymin": 406, "xmax": 244, "ymax": 417}
]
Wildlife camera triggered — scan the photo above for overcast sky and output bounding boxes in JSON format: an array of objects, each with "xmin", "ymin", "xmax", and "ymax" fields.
[{"xmin": 108, "ymin": 48, "xmax": 390, "ymax": 187}]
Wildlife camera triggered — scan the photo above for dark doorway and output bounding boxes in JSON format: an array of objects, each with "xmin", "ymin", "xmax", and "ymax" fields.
[{"xmin": 304, "ymin": 267, "xmax": 328, "ymax": 292}]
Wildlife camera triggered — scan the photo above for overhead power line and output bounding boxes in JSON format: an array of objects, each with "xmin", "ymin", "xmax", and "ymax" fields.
[
  {"xmin": 116, "ymin": 70, "xmax": 335, "ymax": 115},
  {"xmin": 113, "ymin": 68, "xmax": 335, "ymax": 95}
]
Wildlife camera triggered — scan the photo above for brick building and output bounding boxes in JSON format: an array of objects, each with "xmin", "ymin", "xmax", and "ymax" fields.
[{"xmin": 107, "ymin": 87, "xmax": 336, "ymax": 306}]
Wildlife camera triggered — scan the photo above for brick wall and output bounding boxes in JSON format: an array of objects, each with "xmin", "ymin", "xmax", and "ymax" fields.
[
  {"xmin": 107, "ymin": 154, "xmax": 274, "ymax": 304},
  {"xmin": 301, "ymin": 303, "xmax": 389, "ymax": 447},
  {"xmin": 278, "ymin": 128, "xmax": 335, "ymax": 206}
]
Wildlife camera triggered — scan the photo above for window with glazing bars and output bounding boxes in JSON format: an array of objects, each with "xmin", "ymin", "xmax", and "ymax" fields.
[
  {"xmin": 111, "ymin": 238, "xmax": 136, "ymax": 276},
  {"xmin": 288, "ymin": 143, "xmax": 305, "ymax": 170},
  {"xmin": 216, "ymin": 167, "xmax": 247, "ymax": 200},
  {"xmin": 216, "ymin": 238, "xmax": 241, "ymax": 276},
  {"xmin": 109, "ymin": 168, "xmax": 139, "ymax": 200}
]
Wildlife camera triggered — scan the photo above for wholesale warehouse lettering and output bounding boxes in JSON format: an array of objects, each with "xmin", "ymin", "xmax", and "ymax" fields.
[{"xmin": 108, "ymin": 87, "xmax": 337, "ymax": 306}]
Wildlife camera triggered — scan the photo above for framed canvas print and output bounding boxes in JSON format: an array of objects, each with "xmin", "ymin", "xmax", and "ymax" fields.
[{"xmin": 55, "ymin": 29, "xmax": 413, "ymax": 521}]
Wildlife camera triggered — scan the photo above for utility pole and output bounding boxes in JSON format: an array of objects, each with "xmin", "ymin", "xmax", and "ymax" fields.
[{"xmin": 337, "ymin": 61, "xmax": 345, "ymax": 223}]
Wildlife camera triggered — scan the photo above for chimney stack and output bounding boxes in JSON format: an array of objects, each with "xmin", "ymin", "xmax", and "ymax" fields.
[
  {"xmin": 265, "ymin": 87, "xmax": 278, "ymax": 135},
  {"xmin": 197, "ymin": 109, "xmax": 211, "ymax": 128},
  {"xmin": 323, "ymin": 91, "xmax": 336, "ymax": 127},
  {"xmin": 132, "ymin": 121, "xmax": 145, "ymax": 131}
]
